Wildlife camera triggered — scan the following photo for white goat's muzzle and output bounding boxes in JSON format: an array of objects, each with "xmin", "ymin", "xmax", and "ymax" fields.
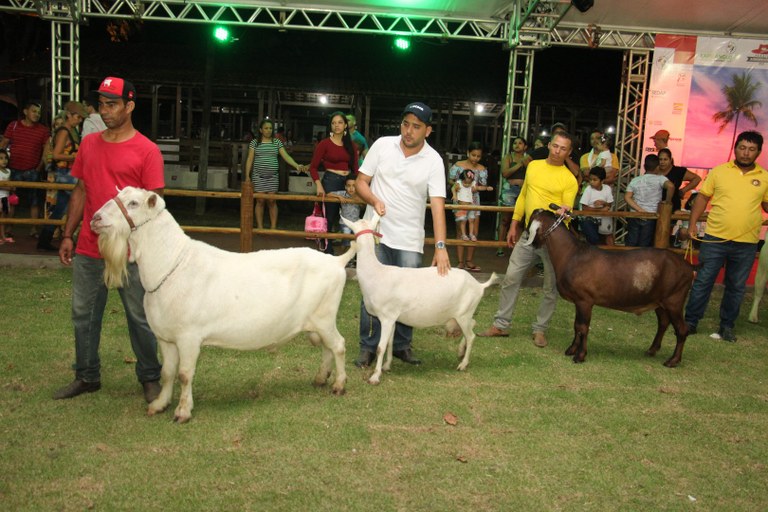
[{"xmin": 522, "ymin": 219, "xmax": 540, "ymax": 246}]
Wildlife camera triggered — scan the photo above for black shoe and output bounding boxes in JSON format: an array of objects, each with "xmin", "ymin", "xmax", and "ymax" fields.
[
  {"xmin": 686, "ymin": 324, "xmax": 697, "ymax": 335},
  {"xmin": 53, "ymin": 379, "xmax": 101, "ymax": 400},
  {"xmin": 142, "ymin": 380, "xmax": 162, "ymax": 403},
  {"xmin": 393, "ymin": 348, "xmax": 422, "ymax": 365},
  {"xmin": 354, "ymin": 349, "xmax": 375, "ymax": 369},
  {"xmin": 718, "ymin": 327, "xmax": 737, "ymax": 342}
]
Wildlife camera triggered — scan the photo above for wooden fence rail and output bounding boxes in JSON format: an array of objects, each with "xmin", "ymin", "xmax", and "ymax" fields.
[{"xmin": 4, "ymin": 180, "xmax": 761, "ymax": 258}]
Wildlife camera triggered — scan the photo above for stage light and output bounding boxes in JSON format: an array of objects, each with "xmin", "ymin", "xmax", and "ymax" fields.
[
  {"xmin": 571, "ymin": 0, "xmax": 594, "ymax": 13},
  {"xmin": 394, "ymin": 37, "xmax": 411, "ymax": 51},
  {"xmin": 213, "ymin": 26, "xmax": 231, "ymax": 43}
]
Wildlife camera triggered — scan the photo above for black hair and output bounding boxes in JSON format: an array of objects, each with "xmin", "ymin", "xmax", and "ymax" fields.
[
  {"xmin": 658, "ymin": 148, "xmax": 673, "ymax": 160},
  {"xmin": 588, "ymin": 166, "xmax": 606, "ymax": 181},
  {"xmin": 735, "ymin": 131, "xmax": 764, "ymax": 152},
  {"xmin": 0, "ymin": 147, "xmax": 8, "ymax": 158},
  {"xmin": 644, "ymin": 154, "xmax": 660, "ymax": 171},
  {"xmin": 467, "ymin": 141, "xmax": 483, "ymax": 153},
  {"xmin": 512, "ymin": 136, "xmax": 528, "ymax": 147},
  {"xmin": 599, "ymin": 133, "xmax": 614, "ymax": 150},
  {"xmin": 328, "ymin": 111, "xmax": 357, "ymax": 171},
  {"xmin": 254, "ymin": 118, "xmax": 275, "ymax": 148},
  {"xmin": 684, "ymin": 191, "xmax": 698, "ymax": 210},
  {"xmin": 459, "ymin": 169, "xmax": 475, "ymax": 181}
]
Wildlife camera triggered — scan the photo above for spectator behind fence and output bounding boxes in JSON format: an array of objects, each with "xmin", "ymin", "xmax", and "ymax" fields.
[
  {"xmin": 330, "ymin": 177, "xmax": 362, "ymax": 267},
  {"xmin": 0, "ymin": 101, "xmax": 50, "ymax": 237},
  {"xmin": 497, "ymin": 136, "xmax": 531, "ymax": 257},
  {"xmin": 0, "ymin": 149, "xmax": 14, "ymax": 244},
  {"xmin": 624, "ymin": 154, "xmax": 674, "ymax": 247},
  {"xmin": 579, "ymin": 166, "xmax": 614, "ymax": 246},
  {"xmin": 37, "ymin": 101, "xmax": 87, "ymax": 252},
  {"xmin": 447, "ymin": 141, "xmax": 490, "ymax": 271},
  {"xmin": 310, "ymin": 111, "xmax": 359, "ymax": 254},
  {"xmin": 244, "ymin": 118, "xmax": 307, "ymax": 230},
  {"xmin": 681, "ymin": 130, "xmax": 768, "ymax": 343},
  {"xmin": 346, "ymin": 114, "xmax": 369, "ymax": 166},
  {"xmin": 657, "ymin": 148, "xmax": 702, "ymax": 213},
  {"xmin": 354, "ymin": 101, "xmax": 449, "ymax": 369},
  {"xmin": 53, "ymin": 76, "xmax": 163, "ymax": 403},
  {"xmin": 81, "ymin": 99, "xmax": 107, "ymax": 137},
  {"xmin": 478, "ymin": 131, "xmax": 578, "ymax": 349},
  {"xmin": 650, "ymin": 129, "xmax": 670, "ymax": 152},
  {"xmin": 579, "ymin": 129, "xmax": 618, "ymax": 185}
]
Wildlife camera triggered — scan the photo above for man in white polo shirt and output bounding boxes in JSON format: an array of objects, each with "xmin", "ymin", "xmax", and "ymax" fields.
[{"xmin": 354, "ymin": 102, "xmax": 450, "ymax": 368}]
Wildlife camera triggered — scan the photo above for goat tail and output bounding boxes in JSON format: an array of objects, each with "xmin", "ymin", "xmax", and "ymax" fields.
[
  {"xmin": 97, "ymin": 225, "xmax": 130, "ymax": 289},
  {"xmin": 337, "ymin": 244, "xmax": 357, "ymax": 267},
  {"xmin": 483, "ymin": 272, "xmax": 501, "ymax": 289}
]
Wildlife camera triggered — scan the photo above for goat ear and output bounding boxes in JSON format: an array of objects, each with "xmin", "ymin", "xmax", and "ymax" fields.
[
  {"xmin": 522, "ymin": 219, "xmax": 540, "ymax": 246},
  {"xmin": 147, "ymin": 193, "xmax": 158, "ymax": 209},
  {"xmin": 370, "ymin": 211, "xmax": 381, "ymax": 229}
]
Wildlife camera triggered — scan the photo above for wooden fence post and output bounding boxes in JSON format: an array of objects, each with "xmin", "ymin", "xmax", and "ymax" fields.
[
  {"xmin": 654, "ymin": 202, "xmax": 672, "ymax": 248},
  {"xmin": 240, "ymin": 180, "xmax": 253, "ymax": 253}
]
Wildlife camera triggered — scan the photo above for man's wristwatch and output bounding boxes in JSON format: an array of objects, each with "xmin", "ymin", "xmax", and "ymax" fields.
[{"xmin": 435, "ymin": 241, "xmax": 446, "ymax": 250}]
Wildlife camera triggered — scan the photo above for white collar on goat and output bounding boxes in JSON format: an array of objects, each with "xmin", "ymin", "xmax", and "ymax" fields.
[{"xmin": 113, "ymin": 194, "xmax": 164, "ymax": 231}]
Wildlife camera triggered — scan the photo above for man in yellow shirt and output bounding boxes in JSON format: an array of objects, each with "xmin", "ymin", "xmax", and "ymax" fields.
[
  {"xmin": 479, "ymin": 133, "xmax": 578, "ymax": 347},
  {"xmin": 682, "ymin": 131, "xmax": 768, "ymax": 342}
]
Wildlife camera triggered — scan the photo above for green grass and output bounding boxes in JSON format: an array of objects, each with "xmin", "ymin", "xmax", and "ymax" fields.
[{"xmin": 1, "ymin": 266, "xmax": 767, "ymax": 511}]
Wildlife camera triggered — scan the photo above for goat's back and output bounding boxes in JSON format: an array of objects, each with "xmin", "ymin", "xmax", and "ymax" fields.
[
  {"xmin": 357, "ymin": 265, "xmax": 492, "ymax": 328},
  {"xmin": 555, "ymin": 247, "xmax": 693, "ymax": 313}
]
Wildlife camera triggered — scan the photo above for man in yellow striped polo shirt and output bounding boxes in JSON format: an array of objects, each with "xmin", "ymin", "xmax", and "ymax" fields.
[
  {"xmin": 682, "ymin": 130, "xmax": 768, "ymax": 342},
  {"xmin": 478, "ymin": 132, "xmax": 578, "ymax": 347}
]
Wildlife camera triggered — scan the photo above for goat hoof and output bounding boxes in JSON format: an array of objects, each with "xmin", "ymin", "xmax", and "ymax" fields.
[
  {"xmin": 663, "ymin": 358, "xmax": 680, "ymax": 368},
  {"xmin": 367, "ymin": 377, "xmax": 381, "ymax": 386},
  {"xmin": 645, "ymin": 349, "xmax": 658, "ymax": 357},
  {"xmin": 332, "ymin": 387, "xmax": 346, "ymax": 396},
  {"xmin": 456, "ymin": 363, "xmax": 468, "ymax": 371},
  {"xmin": 173, "ymin": 413, "xmax": 191, "ymax": 424},
  {"xmin": 572, "ymin": 356, "xmax": 585, "ymax": 364},
  {"xmin": 565, "ymin": 348, "xmax": 577, "ymax": 356}
]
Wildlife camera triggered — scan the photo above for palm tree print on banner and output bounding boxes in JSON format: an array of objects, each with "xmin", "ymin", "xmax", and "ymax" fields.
[{"xmin": 712, "ymin": 71, "xmax": 762, "ymax": 161}]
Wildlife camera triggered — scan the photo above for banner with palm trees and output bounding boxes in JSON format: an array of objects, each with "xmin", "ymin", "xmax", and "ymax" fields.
[{"xmin": 645, "ymin": 34, "xmax": 767, "ymax": 170}]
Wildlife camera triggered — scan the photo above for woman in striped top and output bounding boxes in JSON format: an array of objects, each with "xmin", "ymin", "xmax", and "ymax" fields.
[{"xmin": 244, "ymin": 118, "xmax": 307, "ymax": 229}]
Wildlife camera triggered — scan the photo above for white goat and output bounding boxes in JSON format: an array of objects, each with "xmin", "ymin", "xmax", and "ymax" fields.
[
  {"xmin": 91, "ymin": 187, "xmax": 353, "ymax": 423},
  {"xmin": 748, "ymin": 241, "xmax": 768, "ymax": 323},
  {"xmin": 342, "ymin": 214, "xmax": 500, "ymax": 385}
]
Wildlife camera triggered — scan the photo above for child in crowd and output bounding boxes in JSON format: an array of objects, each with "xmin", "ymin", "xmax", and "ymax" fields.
[
  {"xmin": 0, "ymin": 149, "xmax": 14, "ymax": 244},
  {"xmin": 624, "ymin": 154, "xmax": 674, "ymax": 247},
  {"xmin": 452, "ymin": 169, "xmax": 476, "ymax": 243},
  {"xmin": 331, "ymin": 177, "xmax": 362, "ymax": 267},
  {"xmin": 579, "ymin": 166, "xmax": 614, "ymax": 246}
]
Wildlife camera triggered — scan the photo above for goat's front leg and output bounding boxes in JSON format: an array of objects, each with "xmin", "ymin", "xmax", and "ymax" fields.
[
  {"xmin": 174, "ymin": 340, "xmax": 201, "ymax": 423},
  {"xmin": 571, "ymin": 304, "xmax": 592, "ymax": 363},
  {"xmin": 647, "ymin": 307, "xmax": 670, "ymax": 358},
  {"xmin": 369, "ymin": 322, "xmax": 395, "ymax": 385},
  {"xmin": 147, "ymin": 339, "xmax": 177, "ymax": 416}
]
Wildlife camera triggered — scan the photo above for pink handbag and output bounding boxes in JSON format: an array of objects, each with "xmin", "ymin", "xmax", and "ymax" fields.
[{"xmin": 305, "ymin": 197, "xmax": 328, "ymax": 249}]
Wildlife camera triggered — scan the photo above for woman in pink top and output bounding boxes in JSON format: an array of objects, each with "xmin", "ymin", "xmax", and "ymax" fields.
[{"xmin": 309, "ymin": 111, "xmax": 358, "ymax": 253}]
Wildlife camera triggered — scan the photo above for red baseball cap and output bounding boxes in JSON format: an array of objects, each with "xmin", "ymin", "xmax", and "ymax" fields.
[
  {"xmin": 95, "ymin": 76, "xmax": 136, "ymax": 101},
  {"xmin": 649, "ymin": 129, "xmax": 670, "ymax": 139}
]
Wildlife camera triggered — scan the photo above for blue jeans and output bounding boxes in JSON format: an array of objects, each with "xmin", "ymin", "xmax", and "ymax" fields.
[
  {"xmin": 320, "ymin": 172, "xmax": 348, "ymax": 254},
  {"xmin": 359, "ymin": 243, "xmax": 422, "ymax": 352},
  {"xmin": 71, "ymin": 255, "xmax": 162, "ymax": 383},
  {"xmin": 685, "ymin": 235, "xmax": 757, "ymax": 330},
  {"xmin": 626, "ymin": 218, "xmax": 656, "ymax": 247},
  {"xmin": 40, "ymin": 171, "xmax": 77, "ymax": 240},
  {"xmin": 580, "ymin": 217, "xmax": 601, "ymax": 245},
  {"xmin": 10, "ymin": 168, "xmax": 43, "ymax": 207}
]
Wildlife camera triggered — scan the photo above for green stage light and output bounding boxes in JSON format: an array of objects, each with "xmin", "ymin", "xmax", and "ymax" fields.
[
  {"xmin": 213, "ymin": 26, "xmax": 230, "ymax": 43},
  {"xmin": 394, "ymin": 37, "xmax": 411, "ymax": 51}
]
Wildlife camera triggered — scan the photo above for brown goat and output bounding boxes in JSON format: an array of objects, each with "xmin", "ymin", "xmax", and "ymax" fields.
[{"xmin": 523, "ymin": 208, "xmax": 693, "ymax": 367}]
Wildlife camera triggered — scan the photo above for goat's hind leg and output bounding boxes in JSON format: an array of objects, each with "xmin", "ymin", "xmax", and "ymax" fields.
[
  {"xmin": 748, "ymin": 259, "xmax": 767, "ymax": 323},
  {"xmin": 309, "ymin": 330, "xmax": 347, "ymax": 396},
  {"xmin": 663, "ymin": 309, "xmax": 687, "ymax": 368},
  {"xmin": 570, "ymin": 305, "xmax": 591, "ymax": 363},
  {"xmin": 147, "ymin": 339, "xmax": 177, "ymax": 416},
  {"xmin": 456, "ymin": 317, "xmax": 476, "ymax": 371}
]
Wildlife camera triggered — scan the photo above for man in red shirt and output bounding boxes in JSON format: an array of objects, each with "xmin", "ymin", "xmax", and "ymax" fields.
[
  {"xmin": 53, "ymin": 77, "xmax": 163, "ymax": 402},
  {"xmin": 0, "ymin": 101, "xmax": 50, "ymax": 233}
]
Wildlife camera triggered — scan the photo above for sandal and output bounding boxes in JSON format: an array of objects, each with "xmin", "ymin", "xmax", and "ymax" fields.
[
  {"xmin": 469, "ymin": 234, "xmax": 477, "ymax": 241},
  {"xmin": 465, "ymin": 261, "xmax": 481, "ymax": 272},
  {"xmin": 458, "ymin": 261, "xmax": 465, "ymax": 270},
  {"xmin": 460, "ymin": 235, "xmax": 470, "ymax": 241}
]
